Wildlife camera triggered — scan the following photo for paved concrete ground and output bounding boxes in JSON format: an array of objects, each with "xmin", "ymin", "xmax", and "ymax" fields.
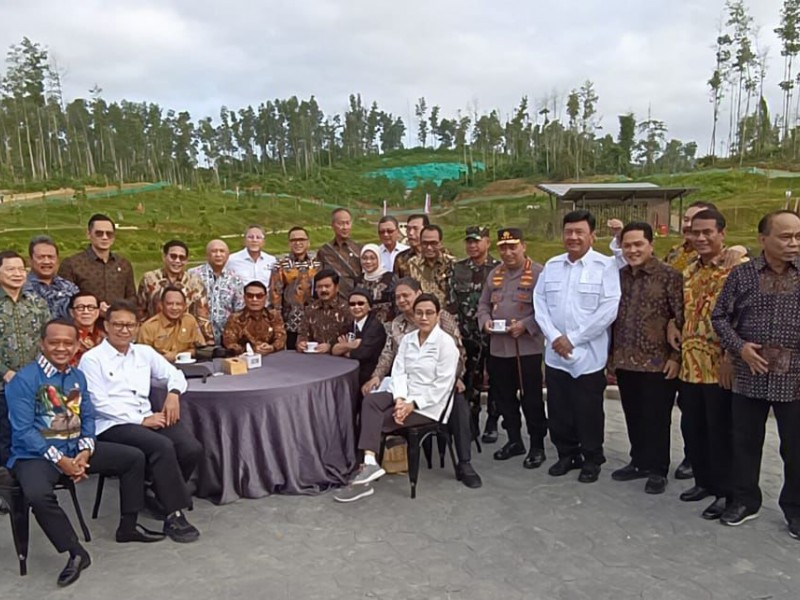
[{"xmin": 2, "ymin": 399, "xmax": 799, "ymax": 600}]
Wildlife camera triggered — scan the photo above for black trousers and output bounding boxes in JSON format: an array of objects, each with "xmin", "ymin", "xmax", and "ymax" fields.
[
  {"xmin": 99, "ymin": 422, "xmax": 202, "ymax": 514},
  {"xmin": 490, "ymin": 354, "xmax": 547, "ymax": 447},
  {"xmin": 680, "ymin": 382, "xmax": 732, "ymax": 498},
  {"xmin": 545, "ymin": 366, "xmax": 606, "ymax": 464},
  {"xmin": 286, "ymin": 331, "xmax": 299, "ymax": 351},
  {"xmin": 616, "ymin": 369, "xmax": 677, "ymax": 476},
  {"xmin": 449, "ymin": 392, "xmax": 473, "ymax": 463},
  {"xmin": 358, "ymin": 392, "xmax": 435, "ymax": 455},
  {"xmin": 731, "ymin": 394, "xmax": 800, "ymax": 519},
  {"xmin": 464, "ymin": 345, "xmax": 499, "ymax": 423},
  {"xmin": 13, "ymin": 441, "xmax": 145, "ymax": 553},
  {"xmin": 0, "ymin": 390, "xmax": 10, "ymax": 467}
]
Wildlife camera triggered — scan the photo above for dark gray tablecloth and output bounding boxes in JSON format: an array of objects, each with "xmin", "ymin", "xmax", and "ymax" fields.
[{"xmin": 152, "ymin": 351, "xmax": 359, "ymax": 504}]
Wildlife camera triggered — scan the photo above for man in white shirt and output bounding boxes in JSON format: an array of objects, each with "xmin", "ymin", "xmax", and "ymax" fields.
[
  {"xmin": 79, "ymin": 299, "xmax": 203, "ymax": 543},
  {"xmin": 533, "ymin": 210, "xmax": 621, "ymax": 483},
  {"xmin": 377, "ymin": 215, "xmax": 409, "ymax": 272},
  {"xmin": 334, "ymin": 293, "xmax": 459, "ymax": 503},
  {"xmin": 227, "ymin": 224, "xmax": 277, "ymax": 291}
]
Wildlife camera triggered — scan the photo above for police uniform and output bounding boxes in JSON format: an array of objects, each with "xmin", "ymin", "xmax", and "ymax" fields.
[
  {"xmin": 476, "ymin": 228, "xmax": 548, "ymax": 467},
  {"xmin": 448, "ymin": 226, "xmax": 501, "ymax": 442}
]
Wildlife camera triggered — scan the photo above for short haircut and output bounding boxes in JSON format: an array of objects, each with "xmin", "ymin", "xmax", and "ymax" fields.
[
  {"xmin": 421, "ymin": 224, "xmax": 443, "ymax": 240},
  {"xmin": 332, "ymin": 207, "xmax": 352, "ymax": 221},
  {"xmin": 349, "ymin": 288, "xmax": 373, "ymax": 306},
  {"xmin": 41, "ymin": 318, "xmax": 78, "ymax": 340},
  {"xmin": 758, "ymin": 210, "xmax": 800, "ymax": 235},
  {"xmin": 288, "ymin": 226, "xmax": 308, "ymax": 238},
  {"xmin": 0, "ymin": 250, "xmax": 23, "ymax": 268},
  {"xmin": 688, "ymin": 200, "xmax": 718, "ymax": 211},
  {"xmin": 244, "ymin": 280, "xmax": 267, "ymax": 293},
  {"xmin": 563, "ymin": 210, "xmax": 596, "ymax": 232},
  {"xmin": 29, "ymin": 235, "xmax": 58, "ymax": 257},
  {"xmin": 692, "ymin": 208, "xmax": 726, "ymax": 231},
  {"xmin": 620, "ymin": 221, "xmax": 654, "ymax": 243},
  {"xmin": 68, "ymin": 291, "xmax": 98, "ymax": 309},
  {"xmin": 88, "ymin": 213, "xmax": 115, "ymax": 231},
  {"xmin": 105, "ymin": 298, "xmax": 139, "ymax": 321},
  {"xmin": 378, "ymin": 216, "xmax": 399, "ymax": 228},
  {"xmin": 162, "ymin": 240, "xmax": 188, "ymax": 255},
  {"xmin": 407, "ymin": 214, "xmax": 430, "ymax": 227},
  {"xmin": 413, "ymin": 293, "xmax": 440, "ymax": 313},
  {"xmin": 160, "ymin": 285, "xmax": 186, "ymax": 302},
  {"xmin": 245, "ymin": 224, "xmax": 265, "ymax": 236},
  {"xmin": 314, "ymin": 268, "xmax": 339, "ymax": 285},
  {"xmin": 395, "ymin": 277, "xmax": 421, "ymax": 293}
]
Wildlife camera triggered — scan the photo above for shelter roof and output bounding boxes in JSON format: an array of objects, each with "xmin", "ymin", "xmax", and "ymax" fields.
[{"xmin": 537, "ymin": 183, "xmax": 696, "ymax": 203}]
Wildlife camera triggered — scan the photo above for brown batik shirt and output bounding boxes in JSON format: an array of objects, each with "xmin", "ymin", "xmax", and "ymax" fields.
[
  {"xmin": 222, "ymin": 308, "xmax": 287, "ymax": 355},
  {"xmin": 58, "ymin": 246, "xmax": 136, "ymax": 306},
  {"xmin": 316, "ymin": 239, "xmax": 363, "ymax": 298},
  {"xmin": 297, "ymin": 296, "xmax": 352, "ymax": 346},
  {"xmin": 407, "ymin": 253, "xmax": 456, "ymax": 310},
  {"xmin": 609, "ymin": 258, "xmax": 684, "ymax": 373}
]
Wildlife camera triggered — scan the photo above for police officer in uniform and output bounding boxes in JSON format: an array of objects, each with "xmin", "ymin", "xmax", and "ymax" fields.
[
  {"xmin": 476, "ymin": 228, "xmax": 548, "ymax": 468},
  {"xmin": 448, "ymin": 226, "xmax": 501, "ymax": 443}
]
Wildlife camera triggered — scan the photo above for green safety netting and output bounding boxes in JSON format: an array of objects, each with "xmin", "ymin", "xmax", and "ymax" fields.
[{"xmin": 364, "ymin": 162, "xmax": 485, "ymax": 188}]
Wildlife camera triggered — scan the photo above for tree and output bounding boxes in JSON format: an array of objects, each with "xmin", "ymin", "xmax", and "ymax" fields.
[
  {"xmin": 414, "ymin": 97, "xmax": 428, "ymax": 147},
  {"xmin": 776, "ymin": 0, "xmax": 800, "ymax": 141}
]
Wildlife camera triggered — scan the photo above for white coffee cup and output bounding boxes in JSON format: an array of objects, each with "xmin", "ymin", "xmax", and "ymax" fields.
[
  {"xmin": 492, "ymin": 319, "xmax": 507, "ymax": 332},
  {"xmin": 346, "ymin": 332, "xmax": 356, "ymax": 342},
  {"xmin": 306, "ymin": 341, "xmax": 319, "ymax": 352},
  {"xmin": 175, "ymin": 351, "xmax": 192, "ymax": 363}
]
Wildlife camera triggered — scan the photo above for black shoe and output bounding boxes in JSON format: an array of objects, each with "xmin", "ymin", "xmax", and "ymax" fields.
[
  {"xmin": 720, "ymin": 503, "xmax": 759, "ymax": 526},
  {"xmin": 548, "ymin": 455, "xmax": 583, "ymax": 477},
  {"xmin": 578, "ymin": 463, "xmax": 601, "ymax": 483},
  {"xmin": 679, "ymin": 485, "xmax": 712, "ymax": 502},
  {"xmin": 788, "ymin": 518, "xmax": 800, "ymax": 540},
  {"xmin": 645, "ymin": 475, "xmax": 667, "ymax": 495},
  {"xmin": 674, "ymin": 458, "xmax": 693, "ymax": 480},
  {"xmin": 456, "ymin": 462, "xmax": 482, "ymax": 489},
  {"xmin": 611, "ymin": 463, "xmax": 649, "ymax": 482},
  {"xmin": 481, "ymin": 419, "xmax": 499, "ymax": 444},
  {"xmin": 116, "ymin": 523, "xmax": 167, "ymax": 543},
  {"xmin": 493, "ymin": 441, "xmax": 526, "ymax": 461},
  {"xmin": 701, "ymin": 497, "xmax": 727, "ymax": 520},
  {"xmin": 164, "ymin": 511, "xmax": 201, "ymax": 543},
  {"xmin": 523, "ymin": 448, "xmax": 546, "ymax": 469},
  {"xmin": 57, "ymin": 552, "xmax": 91, "ymax": 587}
]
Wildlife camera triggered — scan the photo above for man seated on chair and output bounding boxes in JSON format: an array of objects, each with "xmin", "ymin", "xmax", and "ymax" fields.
[
  {"xmin": 334, "ymin": 293, "xmax": 458, "ymax": 503},
  {"xmin": 79, "ymin": 299, "xmax": 202, "ymax": 544},
  {"xmin": 331, "ymin": 288, "xmax": 387, "ymax": 388},
  {"xmin": 68, "ymin": 291, "xmax": 105, "ymax": 366},
  {"xmin": 296, "ymin": 269, "xmax": 352, "ymax": 354},
  {"xmin": 222, "ymin": 281, "xmax": 286, "ymax": 356},
  {"xmin": 137, "ymin": 286, "xmax": 207, "ymax": 362},
  {"xmin": 6, "ymin": 319, "xmax": 163, "ymax": 588}
]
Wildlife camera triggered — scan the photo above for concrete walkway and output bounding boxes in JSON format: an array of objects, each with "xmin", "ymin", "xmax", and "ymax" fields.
[{"xmin": 1, "ymin": 400, "xmax": 798, "ymax": 600}]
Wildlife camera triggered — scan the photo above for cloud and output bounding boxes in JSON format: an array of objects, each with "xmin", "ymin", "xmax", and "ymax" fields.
[{"xmin": 0, "ymin": 0, "xmax": 787, "ymax": 153}]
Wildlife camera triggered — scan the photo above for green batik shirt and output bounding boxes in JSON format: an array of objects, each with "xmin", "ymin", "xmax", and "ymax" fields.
[
  {"xmin": 448, "ymin": 255, "xmax": 500, "ymax": 352},
  {"xmin": 0, "ymin": 287, "xmax": 51, "ymax": 391}
]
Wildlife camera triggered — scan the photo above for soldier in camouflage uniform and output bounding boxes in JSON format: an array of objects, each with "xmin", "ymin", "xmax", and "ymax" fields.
[{"xmin": 448, "ymin": 226, "xmax": 502, "ymax": 443}]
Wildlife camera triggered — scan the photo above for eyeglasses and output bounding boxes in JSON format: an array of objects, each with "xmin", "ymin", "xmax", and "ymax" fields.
[
  {"xmin": 108, "ymin": 321, "xmax": 138, "ymax": 332},
  {"xmin": 378, "ymin": 229, "xmax": 396, "ymax": 235},
  {"xmin": 420, "ymin": 240, "xmax": 440, "ymax": 246},
  {"xmin": 167, "ymin": 253, "xmax": 188, "ymax": 262},
  {"xmin": 245, "ymin": 292, "xmax": 266, "ymax": 299},
  {"xmin": 349, "ymin": 301, "xmax": 367, "ymax": 307},
  {"xmin": 289, "ymin": 238, "xmax": 308, "ymax": 243},
  {"xmin": 415, "ymin": 310, "xmax": 437, "ymax": 318},
  {"xmin": 72, "ymin": 304, "xmax": 99, "ymax": 312},
  {"xmin": 92, "ymin": 230, "xmax": 115, "ymax": 238}
]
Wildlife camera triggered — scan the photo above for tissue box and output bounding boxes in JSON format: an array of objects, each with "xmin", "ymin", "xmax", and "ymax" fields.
[
  {"xmin": 242, "ymin": 353, "xmax": 262, "ymax": 369},
  {"xmin": 222, "ymin": 358, "xmax": 248, "ymax": 375}
]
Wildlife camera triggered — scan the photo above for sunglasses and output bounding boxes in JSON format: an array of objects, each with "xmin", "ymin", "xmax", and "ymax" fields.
[
  {"xmin": 378, "ymin": 229, "xmax": 396, "ymax": 235},
  {"xmin": 245, "ymin": 292, "xmax": 266, "ymax": 299},
  {"xmin": 168, "ymin": 253, "xmax": 188, "ymax": 262},
  {"xmin": 289, "ymin": 238, "xmax": 308, "ymax": 243},
  {"xmin": 93, "ymin": 230, "xmax": 115, "ymax": 238},
  {"xmin": 349, "ymin": 301, "xmax": 367, "ymax": 307}
]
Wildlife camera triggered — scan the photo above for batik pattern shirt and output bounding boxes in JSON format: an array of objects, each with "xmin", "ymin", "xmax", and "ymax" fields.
[
  {"xmin": 297, "ymin": 297, "xmax": 353, "ymax": 346},
  {"xmin": 58, "ymin": 246, "xmax": 136, "ymax": 306},
  {"xmin": 355, "ymin": 272, "xmax": 397, "ymax": 323},
  {"xmin": 0, "ymin": 288, "xmax": 50, "ymax": 391},
  {"xmin": 393, "ymin": 247, "xmax": 416, "ymax": 278},
  {"xmin": 24, "ymin": 273, "xmax": 79, "ymax": 319},
  {"xmin": 664, "ymin": 242, "xmax": 697, "ymax": 273},
  {"xmin": 188, "ymin": 263, "xmax": 245, "ymax": 344},
  {"xmin": 712, "ymin": 255, "xmax": 800, "ymax": 402},
  {"xmin": 136, "ymin": 269, "xmax": 214, "ymax": 344},
  {"xmin": 71, "ymin": 326, "xmax": 105, "ymax": 367},
  {"xmin": 270, "ymin": 254, "xmax": 321, "ymax": 333},
  {"xmin": 317, "ymin": 239, "xmax": 363, "ymax": 297},
  {"xmin": 407, "ymin": 254, "xmax": 456, "ymax": 309},
  {"xmin": 222, "ymin": 309, "xmax": 287, "ymax": 355}
]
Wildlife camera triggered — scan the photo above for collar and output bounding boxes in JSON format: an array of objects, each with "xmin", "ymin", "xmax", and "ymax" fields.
[
  {"xmin": 37, "ymin": 353, "xmax": 70, "ymax": 377},
  {"xmin": 355, "ymin": 315, "xmax": 368, "ymax": 331},
  {"xmin": 99, "ymin": 338, "xmax": 133, "ymax": 358},
  {"xmin": 333, "ymin": 238, "xmax": 354, "ymax": 248},
  {"xmin": 412, "ymin": 324, "xmax": 442, "ymax": 347},
  {"xmin": 754, "ymin": 253, "xmax": 800, "ymax": 272},
  {"xmin": 156, "ymin": 313, "xmax": 185, "ymax": 328},
  {"xmin": 26, "ymin": 272, "xmax": 60, "ymax": 286},
  {"xmin": 155, "ymin": 268, "xmax": 187, "ymax": 284},
  {"xmin": 626, "ymin": 256, "xmax": 661, "ymax": 276},
  {"xmin": 86, "ymin": 245, "xmax": 116, "ymax": 262},
  {"xmin": 241, "ymin": 308, "xmax": 270, "ymax": 321}
]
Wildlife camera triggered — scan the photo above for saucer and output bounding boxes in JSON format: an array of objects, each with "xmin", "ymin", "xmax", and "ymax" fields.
[
  {"xmin": 175, "ymin": 358, "xmax": 196, "ymax": 365},
  {"xmin": 304, "ymin": 349, "xmax": 318, "ymax": 354},
  {"xmin": 491, "ymin": 327, "xmax": 507, "ymax": 333}
]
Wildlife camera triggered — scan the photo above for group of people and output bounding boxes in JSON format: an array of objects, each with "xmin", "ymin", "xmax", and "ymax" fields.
[{"xmin": 1, "ymin": 200, "xmax": 799, "ymax": 587}]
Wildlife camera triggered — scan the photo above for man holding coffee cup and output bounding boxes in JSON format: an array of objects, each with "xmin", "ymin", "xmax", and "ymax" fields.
[{"xmin": 476, "ymin": 228, "xmax": 548, "ymax": 468}]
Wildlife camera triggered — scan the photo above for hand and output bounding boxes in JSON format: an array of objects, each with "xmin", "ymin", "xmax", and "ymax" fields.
[
  {"xmin": 718, "ymin": 358, "xmax": 734, "ymax": 390},
  {"xmin": 393, "ymin": 400, "xmax": 414, "ymax": 425},
  {"xmin": 507, "ymin": 320, "xmax": 526, "ymax": 339},
  {"xmin": 361, "ymin": 377, "xmax": 380, "ymax": 396},
  {"xmin": 456, "ymin": 379, "xmax": 465, "ymax": 393},
  {"xmin": 552, "ymin": 335, "xmax": 574, "ymax": 358},
  {"xmin": 722, "ymin": 245, "xmax": 747, "ymax": 269},
  {"xmin": 484, "ymin": 321, "xmax": 495, "ymax": 334},
  {"xmin": 256, "ymin": 342, "xmax": 272, "ymax": 354},
  {"xmin": 666, "ymin": 320, "xmax": 682, "ymax": 352},
  {"xmin": 662, "ymin": 359, "xmax": 680, "ymax": 380},
  {"xmin": 163, "ymin": 393, "xmax": 180, "ymax": 426},
  {"xmin": 740, "ymin": 342, "xmax": 769, "ymax": 375},
  {"xmin": 2, "ymin": 369, "xmax": 15, "ymax": 383},
  {"xmin": 316, "ymin": 343, "xmax": 331, "ymax": 354},
  {"xmin": 142, "ymin": 413, "xmax": 167, "ymax": 429},
  {"xmin": 99, "ymin": 301, "xmax": 110, "ymax": 317},
  {"xmin": 163, "ymin": 351, "xmax": 177, "ymax": 363},
  {"xmin": 296, "ymin": 340, "xmax": 308, "ymax": 353},
  {"xmin": 57, "ymin": 456, "xmax": 88, "ymax": 482},
  {"xmin": 349, "ymin": 338, "xmax": 362, "ymax": 350},
  {"xmin": 607, "ymin": 218, "xmax": 624, "ymax": 239}
]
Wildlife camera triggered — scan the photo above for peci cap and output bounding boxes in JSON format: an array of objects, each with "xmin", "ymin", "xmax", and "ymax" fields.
[
  {"xmin": 465, "ymin": 226, "xmax": 489, "ymax": 241},
  {"xmin": 497, "ymin": 228, "xmax": 524, "ymax": 246}
]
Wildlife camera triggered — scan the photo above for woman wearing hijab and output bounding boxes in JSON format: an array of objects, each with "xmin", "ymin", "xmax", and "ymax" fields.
[{"xmin": 357, "ymin": 244, "xmax": 397, "ymax": 322}]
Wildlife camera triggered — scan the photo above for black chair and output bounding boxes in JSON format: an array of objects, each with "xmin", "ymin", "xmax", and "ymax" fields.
[
  {"xmin": 0, "ymin": 466, "xmax": 91, "ymax": 576},
  {"xmin": 378, "ymin": 388, "xmax": 458, "ymax": 499}
]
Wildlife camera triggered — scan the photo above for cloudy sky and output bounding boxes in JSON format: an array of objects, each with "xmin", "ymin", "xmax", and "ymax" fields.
[{"xmin": 0, "ymin": 0, "xmax": 787, "ymax": 154}]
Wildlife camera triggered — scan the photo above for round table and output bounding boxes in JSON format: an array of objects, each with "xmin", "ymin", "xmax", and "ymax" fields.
[{"xmin": 153, "ymin": 351, "xmax": 359, "ymax": 504}]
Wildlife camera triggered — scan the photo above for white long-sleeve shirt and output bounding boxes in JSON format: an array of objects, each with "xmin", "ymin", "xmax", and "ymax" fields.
[
  {"xmin": 389, "ymin": 324, "xmax": 458, "ymax": 422},
  {"xmin": 78, "ymin": 339, "xmax": 188, "ymax": 434},
  {"xmin": 533, "ymin": 249, "xmax": 621, "ymax": 378},
  {"xmin": 379, "ymin": 242, "xmax": 409, "ymax": 272},
  {"xmin": 227, "ymin": 248, "xmax": 277, "ymax": 290}
]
